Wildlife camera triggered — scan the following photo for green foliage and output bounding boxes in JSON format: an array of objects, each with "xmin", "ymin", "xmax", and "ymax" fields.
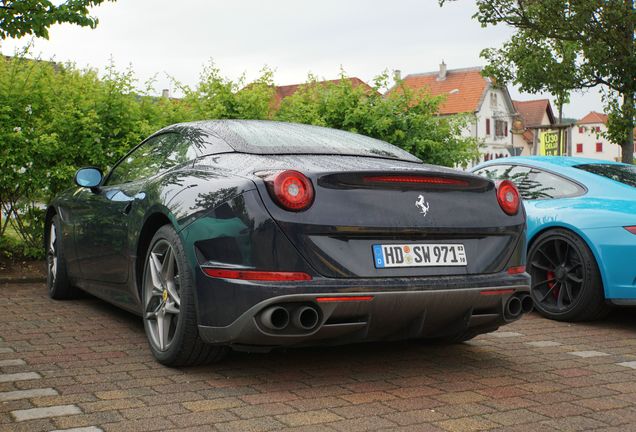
[
  {"xmin": 441, "ymin": 0, "xmax": 636, "ymax": 163},
  {"xmin": 0, "ymin": 0, "xmax": 113, "ymax": 40},
  {"xmin": 0, "ymin": 54, "xmax": 478, "ymax": 260},
  {"xmin": 275, "ymin": 72, "xmax": 479, "ymax": 167}
]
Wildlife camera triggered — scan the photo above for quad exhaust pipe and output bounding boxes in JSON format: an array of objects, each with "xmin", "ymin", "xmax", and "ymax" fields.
[
  {"xmin": 504, "ymin": 293, "xmax": 533, "ymax": 320},
  {"xmin": 260, "ymin": 306, "xmax": 290, "ymax": 330},
  {"xmin": 293, "ymin": 306, "xmax": 320, "ymax": 330},
  {"xmin": 260, "ymin": 305, "xmax": 320, "ymax": 332}
]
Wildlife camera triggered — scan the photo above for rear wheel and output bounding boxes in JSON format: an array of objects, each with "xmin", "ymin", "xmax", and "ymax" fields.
[
  {"xmin": 528, "ymin": 229, "xmax": 609, "ymax": 321},
  {"xmin": 142, "ymin": 225, "xmax": 227, "ymax": 366},
  {"xmin": 46, "ymin": 215, "xmax": 77, "ymax": 299}
]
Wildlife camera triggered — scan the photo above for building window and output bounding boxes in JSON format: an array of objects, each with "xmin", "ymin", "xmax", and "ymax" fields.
[
  {"xmin": 576, "ymin": 143, "xmax": 583, "ymax": 153},
  {"xmin": 596, "ymin": 126, "xmax": 602, "ymax": 132},
  {"xmin": 485, "ymin": 119, "xmax": 490, "ymax": 135},
  {"xmin": 596, "ymin": 142, "xmax": 603, "ymax": 152},
  {"xmin": 578, "ymin": 126, "xmax": 585, "ymax": 133},
  {"xmin": 490, "ymin": 92, "xmax": 497, "ymax": 107},
  {"xmin": 495, "ymin": 120, "xmax": 508, "ymax": 137}
]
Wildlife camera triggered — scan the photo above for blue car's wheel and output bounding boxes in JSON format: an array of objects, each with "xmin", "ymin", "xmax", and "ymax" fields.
[{"xmin": 528, "ymin": 229, "xmax": 609, "ymax": 321}]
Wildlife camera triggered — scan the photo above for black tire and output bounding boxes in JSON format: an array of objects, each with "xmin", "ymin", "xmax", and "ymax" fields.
[
  {"xmin": 46, "ymin": 214, "xmax": 78, "ymax": 299},
  {"xmin": 528, "ymin": 228, "xmax": 609, "ymax": 322},
  {"xmin": 141, "ymin": 225, "xmax": 227, "ymax": 366}
]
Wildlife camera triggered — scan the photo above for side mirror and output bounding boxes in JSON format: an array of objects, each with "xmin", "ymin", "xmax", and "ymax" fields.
[{"xmin": 74, "ymin": 167, "xmax": 103, "ymax": 190}]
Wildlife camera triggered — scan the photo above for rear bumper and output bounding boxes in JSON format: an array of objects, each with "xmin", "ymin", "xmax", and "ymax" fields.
[{"xmin": 196, "ymin": 271, "xmax": 530, "ymax": 348}]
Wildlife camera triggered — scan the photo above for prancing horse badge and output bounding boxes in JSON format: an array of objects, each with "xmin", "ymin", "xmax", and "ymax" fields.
[{"xmin": 415, "ymin": 194, "xmax": 430, "ymax": 216}]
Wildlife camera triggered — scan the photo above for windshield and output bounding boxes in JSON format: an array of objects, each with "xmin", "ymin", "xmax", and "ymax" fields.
[
  {"xmin": 202, "ymin": 120, "xmax": 421, "ymax": 162},
  {"xmin": 575, "ymin": 163, "xmax": 636, "ymax": 188}
]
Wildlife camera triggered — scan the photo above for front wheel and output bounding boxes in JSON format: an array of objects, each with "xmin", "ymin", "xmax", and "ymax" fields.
[
  {"xmin": 142, "ymin": 225, "xmax": 227, "ymax": 366},
  {"xmin": 527, "ymin": 229, "xmax": 609, "ymax": 321},
  {"xmin": 46, "ymin": 215, "xmax": 77, "ymax": 299}
]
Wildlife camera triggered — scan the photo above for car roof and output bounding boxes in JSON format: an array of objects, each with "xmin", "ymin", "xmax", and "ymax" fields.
[{"xmin": 479, "ymin": 156, "xmax": 626, "ymax": 169}]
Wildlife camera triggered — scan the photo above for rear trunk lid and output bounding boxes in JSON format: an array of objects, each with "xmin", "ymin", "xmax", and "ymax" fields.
[{"xmin": 203, "ymin": 154, "xmax": 525, "ymax": 278}]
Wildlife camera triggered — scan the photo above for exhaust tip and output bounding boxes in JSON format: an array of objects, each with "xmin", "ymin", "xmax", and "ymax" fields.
[
  {"xmin": 293, "ymin": 306, "xmax": 320, "ymax": 330},
  {"xmin": 520, "ymin": 294, "xmax": 534, "ymax": 314},
  {"xmin": 505, "ymin": 296, "xmax": 522, "ymax": 320},
  {"xmin": 260, "ymin": 306, "xmax": 290, "ymax": 330}
]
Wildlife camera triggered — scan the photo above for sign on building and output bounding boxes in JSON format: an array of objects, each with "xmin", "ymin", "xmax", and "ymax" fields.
[{"xmin": 539, "ymin": 130, "xmax": 567, "ymax": 156}]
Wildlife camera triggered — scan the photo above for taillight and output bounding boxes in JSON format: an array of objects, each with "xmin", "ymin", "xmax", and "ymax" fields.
[
  {"xmin": 363, "ymin": 175, "xmax": 469, "ymax": 186},
  {"xmin": 202, "ymin": 268, "xmax": 312, "ymax": 281},
  {"xmin": 625, "ymin": 226, "xmax": 636, "ymax": 235},
  {"xmin": 264, "ymin": 170, "xmax": 314, "ymax": 211},
  {"xmin": 496, "ymin": 180, "xmax": 520, "ymax": 215},
  {"xmin": 507, "ymin": 265, "xmax": 526, "ymax": 275}
]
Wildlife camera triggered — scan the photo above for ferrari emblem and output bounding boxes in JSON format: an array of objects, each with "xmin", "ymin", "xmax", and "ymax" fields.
[
  {"xmin": 162, "ymin": 290, "xmax": 168, "ymax": 302},
  {"xmin": 415, "ymin": 194, "xmax": 430, "ymax": 216}
]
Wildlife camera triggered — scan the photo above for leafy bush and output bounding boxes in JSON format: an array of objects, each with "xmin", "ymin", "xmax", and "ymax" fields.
[{"xmin": 0, "ymin": 55, "xmax": 479, "ymax": 260}]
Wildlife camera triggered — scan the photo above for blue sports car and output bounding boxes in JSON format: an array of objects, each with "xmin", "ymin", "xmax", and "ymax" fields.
[{"xmin": 472, "ymin": 156, "xmax": 636, "ymax": 321}]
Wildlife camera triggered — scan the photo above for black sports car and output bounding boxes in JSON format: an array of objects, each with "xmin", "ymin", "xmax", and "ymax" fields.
[{"xmin": 46, "ymin": 120, "xmax": 531, "ymax": 366}]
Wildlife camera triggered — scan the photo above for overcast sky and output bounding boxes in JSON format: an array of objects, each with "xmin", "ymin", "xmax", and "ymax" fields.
[{"xmin": 2, "ymin": 0, "xmax": 604, "ymax": 118}]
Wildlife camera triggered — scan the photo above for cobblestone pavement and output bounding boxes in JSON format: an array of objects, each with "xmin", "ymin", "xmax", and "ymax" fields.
[{"xmin": 2, "ymin": 283, "xmax": 636, "ymax": 432}]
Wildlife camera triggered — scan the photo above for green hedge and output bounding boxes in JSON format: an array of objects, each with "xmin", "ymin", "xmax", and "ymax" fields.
[{"xmin": 0, "ymin": 56, "xmax": 479, "ymax": 259}]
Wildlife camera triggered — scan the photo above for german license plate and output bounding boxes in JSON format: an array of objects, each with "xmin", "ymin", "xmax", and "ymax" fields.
[{"xmin": 372, "ymin": 243, "xmax": 467, "ymax": 268}]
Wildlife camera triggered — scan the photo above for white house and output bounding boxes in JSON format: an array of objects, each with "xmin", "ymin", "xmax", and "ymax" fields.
[
  {"xmin": 386, "ymin": 63, "xmax": 518, "ymax": 163},
  {"xmin": 572, "ymin": 111, "xmax": 624, "ymax": 161}
]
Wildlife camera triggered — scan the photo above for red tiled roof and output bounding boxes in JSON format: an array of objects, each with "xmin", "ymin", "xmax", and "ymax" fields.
[
  {"xmin": 512, "ymin": 99, "xmax": 555, "ymax": 127},
  {"xmin": 273, "ymin": 77, "xmax": 375, "ymax": 106},
  {"xmin": 387, "ymin": 67, "xmax": 489, "ymax": 115},
  {"xmin": 578, "ymin": 111, "xmax": 608, "ymax": 125}
]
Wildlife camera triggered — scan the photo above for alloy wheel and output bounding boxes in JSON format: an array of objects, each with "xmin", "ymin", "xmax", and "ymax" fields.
[
  {"xmin": 47, "ymin": 223, "xmax": 58, "ymax": 288},
  {"xmin": 529, "ymin": 237, "xmax": 585, "ymax": 314},
  {"xmin": 144, "ymin": 240, "xmax": 181, "ymax": 352}
]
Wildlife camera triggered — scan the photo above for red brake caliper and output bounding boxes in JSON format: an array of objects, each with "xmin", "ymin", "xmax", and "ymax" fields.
[{"xmin": 547, "ymin": 271, "xmax": 559, "ymax": 299}]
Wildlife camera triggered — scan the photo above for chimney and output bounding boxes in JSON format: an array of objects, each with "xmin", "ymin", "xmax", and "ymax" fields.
[
  {"xmin": 161, "ymin": 88, "xmax": 170, "ymax": 98},
  {"xmin": 438, "ymin": 61, "xmax": 447, "ymax": 81},
  {"xmin": 393, "ymin": 69, "xmax": 402, "ymax": 82}
]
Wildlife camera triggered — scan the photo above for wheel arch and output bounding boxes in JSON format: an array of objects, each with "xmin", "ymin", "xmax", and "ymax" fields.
[
  {"xmin": 527, "ymin": 223, "xmax": 608, "ymax": 298},
  {"xmin": 135, "ymin": 212, "xmax": 173, "ymax": 298},
  {"xmin": 44, "ymin": 206, "xmax": 57, "ymax": 249}
]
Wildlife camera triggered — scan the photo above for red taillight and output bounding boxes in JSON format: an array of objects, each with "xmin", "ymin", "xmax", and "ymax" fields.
[
  {"xmin": 364, "ymin": 175, "xmax": 469, "ymax": 186},
  {"xmin": 496, "ymin": 180, "xmax": 520, "ymax": 215},
  {"xmin": 267, "ymin": 170, "xmax": 314, "ymax": 211},
  {"xmin": 480, "ymin": 289, "xmax": 515, "ymax": 296},
  {"xmin": 202, "ymin": 268, "xmax": 312, "ymax": 281},
  {"xmin": 315, "ymin": 296, "xmax": 374, "ymax": 303},
  {"xmin": 507, "ymin": 265, "xmax": 526, "ymax": 275},
  {"xmin": 625, "ymin": 226, "xmax": 636, "ymax": 235}
]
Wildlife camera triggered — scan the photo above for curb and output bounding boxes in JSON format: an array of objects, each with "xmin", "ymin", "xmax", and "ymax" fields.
[{"xmin": 1, "ymin": 277, "xmax": 47, "ymax": 284}]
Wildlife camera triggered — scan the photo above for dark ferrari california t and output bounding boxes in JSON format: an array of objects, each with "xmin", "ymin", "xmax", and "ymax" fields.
[{"xmin": 46, "ymin": 120, "xmax": 531, "ymax": 366}]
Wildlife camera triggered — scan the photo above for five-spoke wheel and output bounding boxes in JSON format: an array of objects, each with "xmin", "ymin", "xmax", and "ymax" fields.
[
  {"xmin": 528, "ymin": 228, "xmax": 609, "ymax": 321},
  {"xmin": 142, "ymin": 225, "xmax": 226, "ymax": 366},
  {"xmin": 46, "ymin": 215, "xmax": 75, "ymax": 299},
  {"xmin": 144, "ymin": 240, "xmax": 181, "ymax": 352}
]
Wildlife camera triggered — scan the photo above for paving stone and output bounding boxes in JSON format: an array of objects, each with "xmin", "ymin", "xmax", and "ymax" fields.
[
  {"xmin": 0, "ymin": 359, "xmax": 27, "ymax": 367},
  {"xmin": 616, "ymin": 361, "xmax": 636, "ymax": 369},
  {"xmin": 0, "ymin": 372, "xmax": 41, "ymax": 383},
  {"xmin": 0, "ymin": 387, "xmax": 58, "ymax": 401},
  {"xmin": 50, "ymin": 428, "xmax": 104, "ymax": 432},
  {"xmin": 11, "ymin": 404, "xmax": 81, "ymax": 421},
  {"xmin": 568, "ymin": 350, "xmax": 610, "ymax": 358},
  {"xmin": 525, "ymin": 340, "xmax": 562, "ymax": 347},
  {"xmin": 489, "ymin": 332, "xmax": 523, "ymax": 338}
]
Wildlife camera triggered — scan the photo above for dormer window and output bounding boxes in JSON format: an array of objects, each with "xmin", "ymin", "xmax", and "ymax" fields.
[{"xmin": 490, "ymin": 93, "xmax": 498, "ymax": 107}]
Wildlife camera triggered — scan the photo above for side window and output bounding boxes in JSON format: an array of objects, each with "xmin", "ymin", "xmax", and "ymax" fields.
[
  {"xmin": 162, "ymin": 134, "xmax": 197, "ymax": 170},
  {"xmin": 474, "ymin": 165, "xmax": 584, "ymax": 200},
  {"xmin": 527, "ymin": 170, "xmax": 584, "ymax": 199},
  {"xmin": 106, "ymin": 133, "xmax": 194, "ymax": 186}
]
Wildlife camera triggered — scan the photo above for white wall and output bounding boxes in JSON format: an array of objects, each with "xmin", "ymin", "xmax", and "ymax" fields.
[
  {"xmin": 572, "ymin": 123, "xmax": 622, "ymax": 161},
  {"xmin": 475, "ymin": 87, "xmax": 515, "ymax": 160}
]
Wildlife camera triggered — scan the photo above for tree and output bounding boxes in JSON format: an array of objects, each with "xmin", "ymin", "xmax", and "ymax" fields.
[
  {"xmin": 441, "ymin": 0, "xmax": 636, "ymax": 164},
  {"xmin": 275, "ymin": 72, "xmax": 480, "ymax": 167},
  {"xmin": 0, "ymin": 0, "xmax": 111, "ymax": 40}
]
